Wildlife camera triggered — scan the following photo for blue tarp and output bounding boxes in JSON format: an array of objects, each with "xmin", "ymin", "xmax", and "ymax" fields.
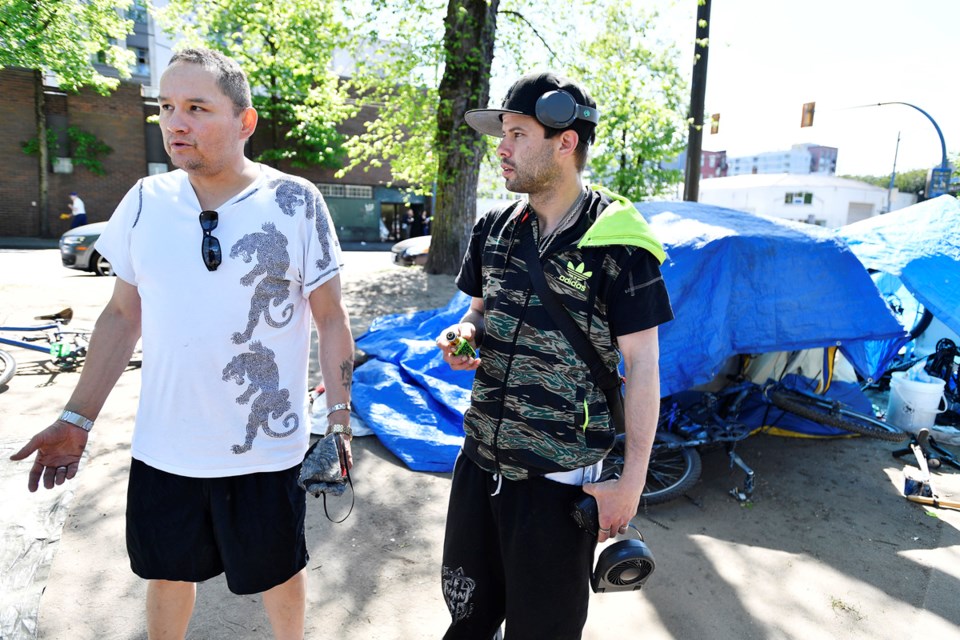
[
  {"xmin": 352, "ymin": 201, "xmax": 909, "ymax": 472},
  {"xmin": 837, "ymin": 195, "xmax": 960, "ymax": 336}
]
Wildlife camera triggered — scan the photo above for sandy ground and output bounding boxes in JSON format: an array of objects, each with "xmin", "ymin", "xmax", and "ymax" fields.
[{"xmin": 2, "ymin": 248, "xmax": 960, "ymax": 640}]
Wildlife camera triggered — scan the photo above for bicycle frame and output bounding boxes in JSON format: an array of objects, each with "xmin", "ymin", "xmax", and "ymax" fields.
[
  {"xmin": 0, "ymin": 314, "xmax": 91, "ymax": 381},
  {"xmin": 0, "ymin": 322, "xmax": 71, "ymax": 355},
  {"xmin": 605, "ymin": 378, "xmax": 909, "ymax": 508}
]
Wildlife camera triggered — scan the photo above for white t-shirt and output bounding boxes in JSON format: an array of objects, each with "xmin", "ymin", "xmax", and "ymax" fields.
[
  {"xmin": 71, "ymin": 197, "xmax": 86, "ymax": 215},
  {"xmin": 96, "ymin": 165, "xmax": 343, "ymax": 477}
]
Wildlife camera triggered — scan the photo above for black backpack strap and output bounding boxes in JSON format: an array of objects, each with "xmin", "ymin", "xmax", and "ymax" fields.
[{"xmin": 517, "ymin": 222, "xmax": 625, "ymax": 433}]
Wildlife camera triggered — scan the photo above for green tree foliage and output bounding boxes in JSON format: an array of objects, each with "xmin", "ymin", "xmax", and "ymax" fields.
[
  {"xmin": 570, "ymin": 2, "xmax": 687, "ymax": 200},
  {"xmin": 151, "ymin": 0, "xmax": 687, "ymax": 271},
  {"xmin": 0, "ymin": 0, "xmax": 135, "ymax": 236},
  {"xmin": 340, "ymin": 0, "xmax": 503, "ymax": 273},
  {"xmin": 0, "ymin": 0, "xmax": 135, "ymax": 92},
  {"xmin": 843, "ymin": 168, "xmax": 928, "ymax": 195},
  {"xmin": 336, "ymin": 0, "xmax": 446, "ymax": 191},
  {"xmin": 22, "ymin": 126, "xmax": 114, "ymax": 176},
  {"xmin": 343, "ymin": 0, "xmax": 686, "ymax": 272},
  {"xmin": 156, "ymin": 0, "xmax": 356, "ymax": 169}
]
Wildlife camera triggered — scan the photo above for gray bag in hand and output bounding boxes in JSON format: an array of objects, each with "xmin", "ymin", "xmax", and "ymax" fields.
[{"xmin": 298, "ymin": 432, "xmax": 348, "ymax": 497}]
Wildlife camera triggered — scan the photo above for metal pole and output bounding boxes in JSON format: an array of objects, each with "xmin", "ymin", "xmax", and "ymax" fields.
[
  {"xmin": 875, "ymin": 102, "xmax": 948, "ymax": 171},
  {"xmin": 887, "ymin": 131, "xmax": 900, "ymax": 213},
  {"xmin": 683, "ymin": 0, "xmax": 711, "ymax": 202}
]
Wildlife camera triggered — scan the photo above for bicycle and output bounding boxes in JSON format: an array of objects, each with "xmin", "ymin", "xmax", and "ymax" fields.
[
  {"xmin": 892, "ymin": 427, "xmax": 960, "ymax": 472},
  {"xmin": 0, "ymin": 308, "xmax": 139, "ymax": 386},
  {"xmin": 602, "ymin": 379, "xmax": 909, "ymax": 507}
]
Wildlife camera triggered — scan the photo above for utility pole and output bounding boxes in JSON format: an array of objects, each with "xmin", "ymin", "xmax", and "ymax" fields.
[
  {"xmin": 887, "ymin": 131, "xmax": 900, "ymax": 213},
  {"xmin": 683, "ymin": 0, "xmax": 711, "ymax": 202}
]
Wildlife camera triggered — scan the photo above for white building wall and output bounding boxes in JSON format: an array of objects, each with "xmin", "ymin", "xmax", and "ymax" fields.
[{"xmin": 698, "ymin": 174, "xmax": 889, "ymax": 228}]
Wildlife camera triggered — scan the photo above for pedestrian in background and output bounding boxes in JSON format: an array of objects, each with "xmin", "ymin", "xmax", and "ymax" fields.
[
  {"xmin": 436, "ymin": 71, "xmax": 673, "ymax": 639},
  {"xmin": 68, "ymin": 192, "xmax": 87, "ymax": 228},
  {"xmin": 11, "ymin": 48, "xmax": 354, "ymax": 640}
]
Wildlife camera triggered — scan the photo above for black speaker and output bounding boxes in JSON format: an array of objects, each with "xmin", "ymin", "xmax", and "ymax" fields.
[
  {"xmin": 535, "ymin": 90, "xmax": 600, "ymax": 130},
  {"xmin": 571, "ymin": 495, "xmax": 656, "ymax": 593}
]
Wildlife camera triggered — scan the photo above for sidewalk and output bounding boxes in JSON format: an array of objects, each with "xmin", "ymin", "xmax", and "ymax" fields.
[{"xmin": 0, "ymin": 237, "xmax": 59, "ymax": 250}]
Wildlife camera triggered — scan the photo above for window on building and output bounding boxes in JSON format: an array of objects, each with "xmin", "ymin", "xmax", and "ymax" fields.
[
  {"xmin": 784, "ymin": 192, "xmax": 813, "ymax": 205},
  {"xmin": 318, "ymin": 183, "xmax": 345, "ymax": 198},
  {"xmin": 318, "ymin": 183, "xmax": 373, "ymax": 199},
  {"xmin": 345, "ymin": 185, "xmax": 373, "ymax": 199},
  {"xmin": 131, "ymin": 47, "xmax": 149, "ymax": 77},
  {"xmin": 127, "ymin": 0, "xmax": 149, "ymax": 22}
]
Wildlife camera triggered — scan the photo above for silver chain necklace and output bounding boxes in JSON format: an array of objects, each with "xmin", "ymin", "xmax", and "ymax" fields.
[{"xmin": 536, "ymin": 187, "xmax": 588, "ymax": 255}]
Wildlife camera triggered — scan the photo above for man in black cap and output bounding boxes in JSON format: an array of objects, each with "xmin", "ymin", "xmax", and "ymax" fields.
[{"xmin": 436, "ymin": 71, "xmax": 673, "ymax": 638}]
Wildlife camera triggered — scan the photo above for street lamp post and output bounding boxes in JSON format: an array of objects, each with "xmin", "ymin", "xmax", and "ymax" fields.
[{"xmin": 874, "ymin": 101, "xmax": 951, "ymax": 198}]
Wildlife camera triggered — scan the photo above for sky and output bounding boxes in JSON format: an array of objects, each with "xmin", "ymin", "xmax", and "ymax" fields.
[{"xmin": 651, "ymin": 0, "xmax": 959, "ymax": 177}]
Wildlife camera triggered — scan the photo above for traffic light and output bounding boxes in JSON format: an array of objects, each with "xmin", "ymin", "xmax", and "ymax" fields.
[
  {"xmin": 801, "ymin": 102, "xmax": 815, "ymax": 127},
  {"xmin": 710, "ymin": 113, "xmax": 720, "ymax": 134}
]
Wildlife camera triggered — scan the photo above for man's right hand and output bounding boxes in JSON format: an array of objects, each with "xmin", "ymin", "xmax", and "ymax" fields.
[
  {"xmin": 436, "ymin": 323, "xmax": 481, "ymax": 371},
  {"xmin": 9, "ymin": 422, "xmax": 89, "ymax": 492}
]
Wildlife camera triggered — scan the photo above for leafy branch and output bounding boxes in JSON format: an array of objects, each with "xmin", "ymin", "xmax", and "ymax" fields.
[{"xmin": 21, "ymin": 126, "xmax": 114, "ymax": 176}]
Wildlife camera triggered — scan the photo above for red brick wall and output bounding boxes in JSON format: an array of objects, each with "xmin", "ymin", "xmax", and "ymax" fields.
[
  {"xmin": 0, "ymin": 68, "xmax": 148, "ymax": 238},
  {"xmin": 0, "ymin": 69, "xmax": 44, "ymax": 236},
  {"xmin": 57, "ymin": 81, "xmax": 149, "ymax": 233}
]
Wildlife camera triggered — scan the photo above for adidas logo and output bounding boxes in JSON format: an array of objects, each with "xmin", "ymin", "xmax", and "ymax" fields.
[{"xmin": 558, "ymin": 261, "xmax": 592, "ymax": 292}]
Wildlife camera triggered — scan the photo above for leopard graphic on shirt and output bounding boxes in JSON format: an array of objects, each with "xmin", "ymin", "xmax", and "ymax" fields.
[
  {"xmin": 269, "ymin": 178, "xmax": 338, "ymax": 285},
  {"xmin": 230, "ymin": 222, "xmax": 294, "ymax": 344},
  {"xmin": 221, "ymin": 341, "xmax": 299, "ymax": 454}
]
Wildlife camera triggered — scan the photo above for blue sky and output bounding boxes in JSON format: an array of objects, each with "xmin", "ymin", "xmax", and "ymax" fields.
[{"xmin": 656, "ymin": 0, "xmax": 958, "ymax": 176}]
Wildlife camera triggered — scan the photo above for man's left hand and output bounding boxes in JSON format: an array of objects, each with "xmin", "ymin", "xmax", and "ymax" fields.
[{"xmin": 582, "ymin": 478, "xmax": 642, "ymax": 541}]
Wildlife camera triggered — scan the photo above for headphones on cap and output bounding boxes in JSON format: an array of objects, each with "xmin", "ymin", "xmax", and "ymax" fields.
[{"xmin": 534, "ymin": 90, "xmax": 600, "ymax": 130}]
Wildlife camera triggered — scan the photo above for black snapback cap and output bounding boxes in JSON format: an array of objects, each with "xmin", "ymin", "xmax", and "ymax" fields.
[{"xmin": 464, "ymin": 71, "xmax": 598, "ymax": 144}]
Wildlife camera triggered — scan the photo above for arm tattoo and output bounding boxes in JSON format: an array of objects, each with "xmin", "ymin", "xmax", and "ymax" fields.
[{"xmin": 339, "ymin": 357, "xmax": 354, "ymax": 394}]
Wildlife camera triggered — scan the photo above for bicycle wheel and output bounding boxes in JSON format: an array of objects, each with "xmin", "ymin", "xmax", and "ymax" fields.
[
  {"xmin": 770, "ymin": 388, "xmax": 908, "ymax": 442},
  {"xmin": 602, "ymin": 432, "xmax": 702, "ymax": 507},
  {"xmin": 643, "ymin": 432, "xmax": 702, "ymax": 505},
  {"xmin": 0, "ymin": 349, "xmax": 16, "ymax": 387}
]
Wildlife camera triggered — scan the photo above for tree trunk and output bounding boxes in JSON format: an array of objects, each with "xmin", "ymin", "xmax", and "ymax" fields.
[
  {"xmin": 425, "ymin": 0, "xmax": 500, "ymax": 275},
  {"xmin": 34, "ymin": 69, "xmax": 50, "ymax": 238}
]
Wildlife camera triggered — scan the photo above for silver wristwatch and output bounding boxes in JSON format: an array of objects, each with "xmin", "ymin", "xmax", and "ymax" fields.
[
  {"xmin": 326, "ymin": 423, "xmax": 352, "ymax": 438},
  {"xmin": 59, "ymin": 410, "xmax": 94, "ymax": 432}
]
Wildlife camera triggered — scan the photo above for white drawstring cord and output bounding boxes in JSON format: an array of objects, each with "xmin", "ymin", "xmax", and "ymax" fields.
[{"xmin": 490, "ymin": 473, "xmax": 503, "ymax": 497}]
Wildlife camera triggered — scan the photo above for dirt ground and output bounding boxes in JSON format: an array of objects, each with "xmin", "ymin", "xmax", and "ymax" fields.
[{"xmin": 2, "ymin": 248, "xmax": 960, "ymax": 640}]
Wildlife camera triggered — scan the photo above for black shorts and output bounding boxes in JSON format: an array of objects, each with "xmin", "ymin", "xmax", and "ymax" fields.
[{"xmin": 126, "ymin": 458, "xmax": 308, "ymax": 595}]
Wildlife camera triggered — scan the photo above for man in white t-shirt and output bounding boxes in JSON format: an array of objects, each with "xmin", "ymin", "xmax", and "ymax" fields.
[
  {"xmin": 68, "ymin": 192, "xmax": 87, "ymax": 228},
  {"xmin": 11, "ymin": 48, "xmax": 355, "ymax": 639}
]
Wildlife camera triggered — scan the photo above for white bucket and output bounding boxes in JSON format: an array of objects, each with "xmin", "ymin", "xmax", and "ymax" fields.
[{"xmin": 886, "ymin": 372, "xmax": 947, "ymax": 434}]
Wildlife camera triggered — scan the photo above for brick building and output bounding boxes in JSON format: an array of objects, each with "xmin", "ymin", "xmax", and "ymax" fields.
[{"xmin": 0, "ymin": 68, "xmax": 156, "ymax": 238}]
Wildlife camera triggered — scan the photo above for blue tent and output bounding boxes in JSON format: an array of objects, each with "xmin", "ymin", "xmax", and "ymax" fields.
[
  {"xmin": 352, "ymin": 201, "xmax": 908, "ymax": 472},
  {"xmin": 836, "ymin": 195, "xmax": 960, "ymax": 336}
]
